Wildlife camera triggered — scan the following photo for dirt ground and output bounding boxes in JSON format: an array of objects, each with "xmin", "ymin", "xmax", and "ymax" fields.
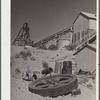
[
  {"xmin": 11, "ymin": 77, "xmax": 96, "ymax": 100},
  {"xmin": 11, "ymin": 46, "xmax": 96, "ymax": 100}
]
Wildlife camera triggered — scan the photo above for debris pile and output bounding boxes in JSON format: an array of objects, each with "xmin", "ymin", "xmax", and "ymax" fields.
[{"xmin": 76, "ymin": 70, "xmax": 96, "ymax": 90}]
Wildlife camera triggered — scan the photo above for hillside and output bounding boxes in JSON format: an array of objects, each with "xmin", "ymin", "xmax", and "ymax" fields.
[{"xmin": 11, "ymin": 46, "xmax": 96, "ymax": 100}]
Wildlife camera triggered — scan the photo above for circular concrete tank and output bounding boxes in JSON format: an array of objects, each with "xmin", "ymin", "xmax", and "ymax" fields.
[{"xmin": 57, "ymin": 39, "xmax": 70, "ymax": 49}]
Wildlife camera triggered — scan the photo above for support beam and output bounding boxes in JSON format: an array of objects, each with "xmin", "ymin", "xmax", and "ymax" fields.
[
  {"xmin": 33, "ymin": 26, "xmax": 73, "ymax": 47},
  {"xmin": 12, "ymin": 22, "xmax": 33, "ymax": 46}
]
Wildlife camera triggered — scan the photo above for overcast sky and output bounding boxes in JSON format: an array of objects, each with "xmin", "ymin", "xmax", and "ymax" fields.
[{"xmin": 11, "ymin": 0, "xmax": 96, "ymax": 43}]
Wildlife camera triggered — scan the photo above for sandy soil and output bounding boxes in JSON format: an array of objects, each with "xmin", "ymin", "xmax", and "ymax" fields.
[
  {"xmin": 11, "ymin": 77, "xmax": 96, "ymax": 100},
  {"xmin": 11, "ymin": 46, "xmax": 96, "ymax": 100}
]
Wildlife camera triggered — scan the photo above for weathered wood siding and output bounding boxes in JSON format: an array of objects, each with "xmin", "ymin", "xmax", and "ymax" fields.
[
  {"xmin": 73, "ymin": 15, "xmax": 89, "ymax": 33},
  {"xmin": 89, "ymin": 19, "xmax": 96, "ymax": 30},
  {"xmin": 74, "ymin": 47, "xmax": 96, "ymax": 72}
]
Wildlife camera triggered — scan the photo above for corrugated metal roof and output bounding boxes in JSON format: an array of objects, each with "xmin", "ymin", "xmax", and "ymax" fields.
[
  {"xmin": 73, "ymin": 11, "xmax": 96, "ymax": 24},
  {"xmin": 80, "ymin": 11, "xmax": 96, "ymax": 19},
  {"xmin": 87, "ymin": 43, "xmax": 96, "ymax": 49}
]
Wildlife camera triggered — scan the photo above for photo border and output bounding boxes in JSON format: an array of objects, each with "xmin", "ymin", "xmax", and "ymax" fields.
[{"xmin": 1, "ymin": 0, "xmax": 99, "ymax": 100}]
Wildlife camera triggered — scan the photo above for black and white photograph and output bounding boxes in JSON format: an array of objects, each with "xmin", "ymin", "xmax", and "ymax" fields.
[{"xmin": 9, "ymin": 0, "xmax": 98, "ymax": 100}]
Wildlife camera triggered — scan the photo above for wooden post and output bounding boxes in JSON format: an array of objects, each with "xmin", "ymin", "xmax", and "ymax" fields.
[{"xmin": 62, "ymin": 61, "xmax": 72, "ymax": 74}]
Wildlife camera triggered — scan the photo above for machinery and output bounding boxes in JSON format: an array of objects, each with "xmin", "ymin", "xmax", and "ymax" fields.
[
  {"xmin": 32, "ymin": 26, "xmax": 73, "ymax": 47},
  {"xmin": 12, "ymin": 22, "xmax": 33, "ymax": 46},
  {"xmin": 28, "ymin": 74, "xmax": 78, "ymax": 97}
]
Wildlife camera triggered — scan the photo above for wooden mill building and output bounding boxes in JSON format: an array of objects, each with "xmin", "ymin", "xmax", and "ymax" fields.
[{"xmin": 72, "ymin": 11, "xmax": 96, "ymax": 72}]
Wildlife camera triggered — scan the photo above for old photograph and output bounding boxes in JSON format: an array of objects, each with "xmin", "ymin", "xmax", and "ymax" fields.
[{"xmin": 11, "ymin": 0, "xmax": 97, "ymax": 100}]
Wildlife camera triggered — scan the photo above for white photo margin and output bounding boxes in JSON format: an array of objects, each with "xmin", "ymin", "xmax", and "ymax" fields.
[{"xmin": 1, "ymin": 0, "xmax": 99, "ymax": 100}]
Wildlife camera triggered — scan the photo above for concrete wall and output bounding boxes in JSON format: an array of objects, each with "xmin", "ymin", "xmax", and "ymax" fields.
[
  {"xmin": 73, "ymin": 15, "xmax": 89, "ymax": 33},
  {"xmin": 46, "ymin": 39, "xmax": 56, "ymax": 48},
  {"xmin": 89, "ymin": 19, "xmax": 96, "ymax": 30},
  {"xmin": 46, "ymin": 31, "xmax": 72, "ymax": 49},
  {"xmin": 57, "ymin": 39, "xmax": 70, "ymax": 49},
  {"xmin": 74, "ymin": 47, "xmax": 96, "ymax": 72}
]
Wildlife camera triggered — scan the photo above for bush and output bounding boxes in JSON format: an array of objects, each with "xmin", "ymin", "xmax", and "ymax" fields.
[
  {"xmin": 26, "ymin": 51, "xmax": 32, "ymax": 57},
  {"xmin": 38, "ymin": 45, "xmax": 47, "ymax": 50},
  {"xmin": 15, "ymin": 54, "xmax": 20, "ymax": 59},
  {"xmin": 87, "ymin": 84, "xmax": 93, "ymax": 88},
  {"xmin": 48, "ymin": 44, "xmax": 58, "ymax": 51},
  {"xmin": 19, "ymin": 51, "xmax": 27, "ymax": 60},
  {"xmin": 30, "ymin": 56, "xmax": 35, "ymax": 61},
  {"xmin": 64, "ymin": 44, "xmax": 74, "ymax": 50},
  {"xmin": 15, "ymin": 68, "xmax": 21, "ymax": 75},
  {"xmin": 33, "ymin": 51, "xmax": 35, "ymax": 53},
  {"xmin": 19, "ymin": 50, "xmax": 32, "ymax": 60}
]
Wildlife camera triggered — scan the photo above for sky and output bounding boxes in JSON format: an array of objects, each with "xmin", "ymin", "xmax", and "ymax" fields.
[{"xmin": 11, "ymin": 0, "xmax": 96, "ymax": 43}]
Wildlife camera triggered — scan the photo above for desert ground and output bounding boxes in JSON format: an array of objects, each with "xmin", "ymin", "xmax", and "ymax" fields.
[{"xmin": 11, "ymin": 46, "xmax": 96, "ymax": 100}]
